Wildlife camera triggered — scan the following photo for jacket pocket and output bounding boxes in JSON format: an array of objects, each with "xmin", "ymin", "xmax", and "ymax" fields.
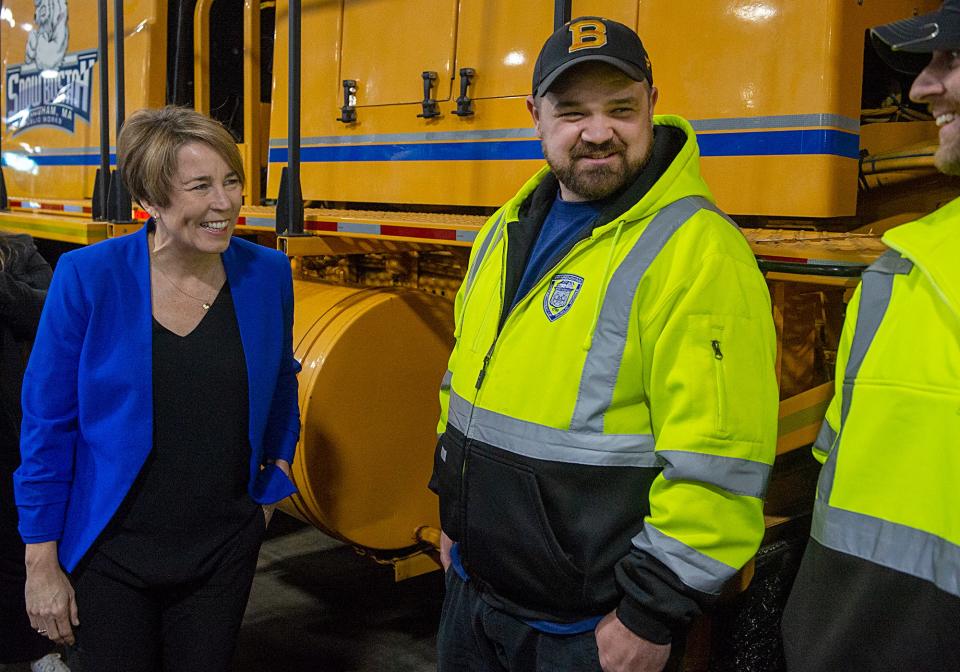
[
  {"xmin": 432, "ymin": 432, "xmax": 465, "ymax": 540},
  {"xmin": 464, "ymin": 449, "xmax": 584, "ymax": 611}
]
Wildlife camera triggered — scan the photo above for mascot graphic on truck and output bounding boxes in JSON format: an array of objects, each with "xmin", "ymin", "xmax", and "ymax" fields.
[
  {"xmin": 4, "ymin": 0, "xmax": 98, "ymax": 135},
  {"xmin": 26, "ymin": 0, "xmax": 69, "ymax": 70}
]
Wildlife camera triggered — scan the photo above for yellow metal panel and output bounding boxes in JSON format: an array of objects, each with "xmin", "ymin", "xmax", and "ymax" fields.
[
  {"xmin": 269, "ymin": 0, "xmax": 342, "ymax": 186},
  {"xmin": 453, "ymin": 1, "xmax": 550, "ymax": 100},
  {"xmin": 0, "ymin": 211, "xmax": 107, "ymax": 244},
  {"xmin": 860, "ymin": 120, "xmax": 938, "ymax": 158},
  {"xmin": 455, "ymin": 0, "xmax": 636, "ymax": 100},
  {"xmin": 393, "ymin": 552, "xmax": 441, "ymax": 581},
  {"xmin": 193, "ymin": 0, "xmax": 212, "ymax": 115},
  {"xmin": 296, "ymin": 155, "xmax": 543, "ymax": 207},
  {"xmin": 341, "ymin": 0, "xmax": 457, "ymax": 105},
  {"xmin": 702, "ymin": 153, "xmax": 857, "ymax": 218},
  {"xmin": 642, "ymin": 0, "xmax": 939, "ymax": 217},
  {"xmin": 744, "ymin": 228, "xmax": 886, "ymax": 264},
  {"xmin": 241, "ymin": 0, "xmax": 262, "ymax": 204},
  {"xmin": 107, "ymin": 222, "xmax": 143, "ymax": 237},
  {"xmin": 777, "ymin": 382, "xmax": 834, "ymax": 455},
  {"xmin": 267, "ymin": 0, "xmax": 943, "ymax": 216},
  {"xmin": 644, "ymin": 0, "xmax": 934, "ymax": 122},
  {"xmin": 269, "ymin": 0, "xmax": 638, "ymax": 206},
  {"xmin": 268, "ymin": 93, "xmax": 545, "ymax": 204},
  {"xmin": 1, "ymin": 0, "xmax": 166, "ymax": 204}
]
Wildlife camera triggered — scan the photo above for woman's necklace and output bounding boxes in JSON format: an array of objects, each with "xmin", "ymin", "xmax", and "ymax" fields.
[{"xmin": 151, "ymin": 258, "xmax": 218, "ymax": 310}]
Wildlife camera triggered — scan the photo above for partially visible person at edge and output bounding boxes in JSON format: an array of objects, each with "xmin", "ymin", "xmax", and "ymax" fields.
[
  {"xmin": 430, "ymin": 17, "xmax": 778, "ymax": 672},
  {"xmin": 0, "ymin": 234, "xmax": 69, "ymax": 672},
  {"xmin": 14, "ymin": 106, "xmax": 301, "ymax": 672},
  {"xmin": 781, "ymin": 3, "xmax": 960, "ymax": 671}
]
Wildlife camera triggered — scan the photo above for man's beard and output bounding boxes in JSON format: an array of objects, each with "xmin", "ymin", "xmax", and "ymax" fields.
[
  {"xmin": 935, "ymin": 140, "xmax": 960, "ymax": 176},
  {"xmin": 544, "ymin": 138, "xmax": 651, "ymax": 201}
]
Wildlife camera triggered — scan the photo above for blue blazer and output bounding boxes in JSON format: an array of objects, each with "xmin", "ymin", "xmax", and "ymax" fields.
[{"xmin": 15, "ymin": 226, "xmax": 300, "ymax": 571}]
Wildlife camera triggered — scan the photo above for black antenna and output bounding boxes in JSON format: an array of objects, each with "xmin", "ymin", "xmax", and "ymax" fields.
[
  {"xmin": 110, "ymin": 0, "xmax": 133, "ymax": 223},
  {"xmin": 93, "ymin": 0, "xmax": 111, "ymax": 221},
  {"xmin": 277, "ymin": 0, "xmax": 304, "ymax": 235}
]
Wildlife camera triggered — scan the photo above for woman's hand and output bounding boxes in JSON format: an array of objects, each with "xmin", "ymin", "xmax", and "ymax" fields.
[
  {"xmin": 24, "ymin": 542, "xmax": 79, "ymax": 646},
  {"xmin": 261, "ymin": 458, "xmax": 291, "ymax": 528},
  {"xmin": 262, "ymin": 505, "xmax": 275, "ymax": 527}
]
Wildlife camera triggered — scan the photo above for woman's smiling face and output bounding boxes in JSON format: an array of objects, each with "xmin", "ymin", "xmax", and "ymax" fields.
[{"xmin": 148, "ymin": 141, "xmax": 243, "ymax": 256}]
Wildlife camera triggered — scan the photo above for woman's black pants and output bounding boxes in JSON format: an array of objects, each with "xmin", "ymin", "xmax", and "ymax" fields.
[{"xmin": 68, "ymin": 511, "xmax": 265, "ymax": 672}]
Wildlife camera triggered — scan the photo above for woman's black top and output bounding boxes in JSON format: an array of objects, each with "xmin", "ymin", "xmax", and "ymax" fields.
[{"xmin": 95, "ymin": 281, "xmax": 258, "ymax": 580}]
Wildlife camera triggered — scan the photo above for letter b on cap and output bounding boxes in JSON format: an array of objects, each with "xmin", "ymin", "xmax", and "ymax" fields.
[{"xmin": 568, "ymin": 20, "xmax": 607, "ymax": 53}]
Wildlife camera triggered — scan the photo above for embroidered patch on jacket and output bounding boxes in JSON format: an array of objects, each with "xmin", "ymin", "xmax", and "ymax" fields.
[{"xmin": 543, "ymin": 274, "xmax": 584, "ymax": 322}]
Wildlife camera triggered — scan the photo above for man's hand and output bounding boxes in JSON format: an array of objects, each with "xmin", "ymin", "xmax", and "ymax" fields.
[
  {"xmin": 439, "ymin": 530, "xmax": 453, "ymax": 571},
  {"xmin": 25, "ymin": 542, "xmax": 79, "ymax": 646},
  {"xmin": 595, "ymin": 611, "xmax": 670, "ymax": 672}
]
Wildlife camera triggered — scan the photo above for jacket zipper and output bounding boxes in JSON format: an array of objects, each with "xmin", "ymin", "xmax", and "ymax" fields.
[
  {"xmin": 458, "ymin": 219, "xmax": 627, "ymax": 555},
  {"xmin": 711, "ymin": 338, "xmax": 727, "ymax": 433}
]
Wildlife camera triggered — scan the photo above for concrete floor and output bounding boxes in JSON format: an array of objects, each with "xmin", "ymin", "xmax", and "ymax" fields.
[{"xmin": 232, "ymin": 513, "xmax": 443, "ymax": 672}]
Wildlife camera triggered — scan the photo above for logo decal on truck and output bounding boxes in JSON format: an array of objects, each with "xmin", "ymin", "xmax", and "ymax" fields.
[{"xmin": 4, "ymin": 1, "xmax": 97, "ymax": 136}]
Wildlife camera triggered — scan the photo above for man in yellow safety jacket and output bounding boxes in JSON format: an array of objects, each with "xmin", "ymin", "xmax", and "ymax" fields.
[
  {"xmin": 781, "ymin": 4, "xmax": 960, "ymax": 671},
  {"xmin": 429, "ymin": 16, "xmax": 779, "ymax": 672}
]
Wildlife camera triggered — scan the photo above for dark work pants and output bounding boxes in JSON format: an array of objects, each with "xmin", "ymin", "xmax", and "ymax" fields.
[
  {"xmin": 437, "ymin": 568, "xmax": 602, "ymax": 672},
  {"xmin": 0, "ymin": 464, "xmax": 54, "ymax": 664},
  {"xmin": 68, "ymin": 511, "xmax": 265, "ymax": 672}
]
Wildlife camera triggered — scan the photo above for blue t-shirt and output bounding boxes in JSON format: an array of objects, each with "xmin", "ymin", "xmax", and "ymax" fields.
[{"xmin": 512, "ymin": 193, "xmax": 602, "ymax": 309}]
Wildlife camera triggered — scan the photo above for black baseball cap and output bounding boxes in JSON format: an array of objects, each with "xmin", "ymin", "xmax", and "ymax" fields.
[
  {"xmin": 871, "ymin": 0, "xmax": 960, "ymax": 74},
  {"xmin": 532, "ymin": 17, "xmax": 653, "ymax": 97}
]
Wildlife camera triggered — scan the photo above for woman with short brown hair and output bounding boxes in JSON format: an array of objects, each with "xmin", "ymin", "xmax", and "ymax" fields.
[{"xmin": 16, "ymin": 107, "xmax": 300, "ymax": 672}]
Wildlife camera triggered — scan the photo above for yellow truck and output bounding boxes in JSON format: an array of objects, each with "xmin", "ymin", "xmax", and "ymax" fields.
[{"xmin": 0, "ymin": 1, "xmax": 950, "ymax": 662}]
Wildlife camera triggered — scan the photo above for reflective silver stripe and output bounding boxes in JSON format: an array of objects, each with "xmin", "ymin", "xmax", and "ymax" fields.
[
  {"xmin": 819, "ymin": 251, "xmax": 912, "ymax": 500},
  {"xmin": 657, "ymin": 450, "xmax": 771, "ymax": 499},
  {"xmin": 270, "ymin": 128, "xmax": 540, "ymax": 147},
  {"xmin": 440, "ymin": 369, "xmax": 452, "ymax": 393},
  {"xmin": 632, "ymin": 524, "xmax": 735, "ymax": 595},
  {"xmin": 269, "ymin": 114, "xmax": 859, "ymax": 147},
  {"xmin": 463, "ymin": 214, "xmax": 505, "ymax": 297},
  {"xmin": 337, "ymin": 222, "xmax": 380, "ymax": 235},
  {"xmin": 812, "ymin": 420, "xmax": 837, "ymax": 454},
  {"xmin": 572, "ymin": 196, "xmax": 736, "ymax": 431},
  {"xmin": 447, "ymin": 391, "xmax": 657, "ymax": 467},
  {"xmin": 447, "ymin": 388, "xmax": 474, "ymax": 436},
  {"xmin": 810, "ymin": 250, "xmax": 955, "ymax": 594},
  {"xmin": 812, "ymin": 499, "xmax": 960, "ymax": 599},
  {"xmin": 690, "ymin": 113, "xmax": 860, "ymax": 134},
  {"xmin": 841, "ymin": 251, "xmax": 912, "ymax": 427},
  {"xmin": 26, "ymin": 145, "xmax": 115, "ymax": 154}
]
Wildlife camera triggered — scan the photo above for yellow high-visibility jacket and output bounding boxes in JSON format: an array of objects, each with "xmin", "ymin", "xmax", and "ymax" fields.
[
  {"xmin": 431, "ymin": 116, "xmax": 778, "ymax": 643},
  {"xmin": 783, "ymin": 198, "xmax": 960, "ymax": 671}
]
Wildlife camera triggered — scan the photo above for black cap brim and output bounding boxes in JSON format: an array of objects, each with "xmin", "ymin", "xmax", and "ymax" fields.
[
  {"xmin": 871, "ymin": 5, "xmax": 960, "ymax": 74},
  {"xmin": 869, "ymin": 31, "xmax": 933, "ymax": 74},
  {"xmin": 535, "ymin": 55, "xmax": 648, "ymax": 97}
]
